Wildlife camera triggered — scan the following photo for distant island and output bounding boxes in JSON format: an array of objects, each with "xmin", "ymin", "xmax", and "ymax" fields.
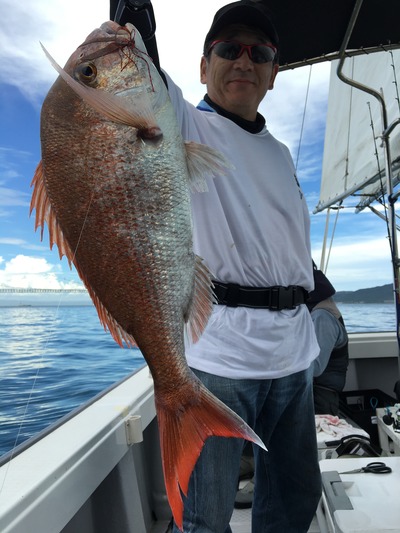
[
  {"xmin": 334, "ymin": 284, "xmax": 394, "ymax": 304},
  {"xmin": 0, "ymin": 284, "xmax": 395, "ymax": 306}
]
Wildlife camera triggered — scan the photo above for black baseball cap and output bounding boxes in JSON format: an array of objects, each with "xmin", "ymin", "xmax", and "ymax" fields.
[{"xmin": 204, "ymin": 1, "xmax": 279, "ymax": 54}]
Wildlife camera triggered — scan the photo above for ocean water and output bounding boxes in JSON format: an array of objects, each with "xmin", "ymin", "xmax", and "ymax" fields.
[
  {"xmin": 0, "ymin": 303, "xmax": 397, "ymax": 457},
  {"xmin": 0, "ymin": 305, "xmax": 145, "ymax": 457},
  {"xmin": 339, "ymin": 302, "xmax": 397, "ymax": 332}
]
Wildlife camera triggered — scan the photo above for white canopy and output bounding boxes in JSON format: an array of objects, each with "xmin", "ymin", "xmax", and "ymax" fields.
[{"xmin": 315, "ymin": 50, "xmax": 400, "ymax": 213}]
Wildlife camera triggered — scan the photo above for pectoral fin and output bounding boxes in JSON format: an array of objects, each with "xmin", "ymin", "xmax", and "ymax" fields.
[{"xmin": 185, "ymin": 141, "xmax": 234, "ymax": 192}]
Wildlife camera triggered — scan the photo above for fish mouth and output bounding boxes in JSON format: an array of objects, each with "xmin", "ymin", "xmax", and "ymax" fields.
[
  {"xmin": 99, "ymin": 20, "xmax": 133, "ymax": 42},
  {"xmin": 125, "ymin": 22, "xmax": 135, "ymax": 36},
  {"xmin": 100, "ymin": 20, "xmax": 122, "ymax": 33},
  {"xmin": 76, "ymin": 22, "xmax": 136, "ymax": 62},
  {"xmin": 76, "ymin": 22, "xmax": 149, "ymax": 65}
]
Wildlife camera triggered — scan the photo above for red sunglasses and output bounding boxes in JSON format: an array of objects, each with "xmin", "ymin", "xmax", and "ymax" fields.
[{"xmin": 207, "ymin": 40, "xmax": 277, "ymax": 64}]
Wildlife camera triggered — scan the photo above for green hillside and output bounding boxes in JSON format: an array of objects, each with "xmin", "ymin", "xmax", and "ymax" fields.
[{"xmin": 334, "ymin": 284, "xmax": 394, "ymax": 304}]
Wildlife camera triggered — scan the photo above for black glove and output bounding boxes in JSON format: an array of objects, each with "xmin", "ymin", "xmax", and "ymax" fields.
[{"xmin": 111, "ymin": 0, "xmax": 156, "ymax": 40}]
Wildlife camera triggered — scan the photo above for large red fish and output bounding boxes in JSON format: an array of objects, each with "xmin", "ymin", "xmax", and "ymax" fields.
[{"xmin": 30, "ymin": 21, "xmax": 265, "ymax": 530}]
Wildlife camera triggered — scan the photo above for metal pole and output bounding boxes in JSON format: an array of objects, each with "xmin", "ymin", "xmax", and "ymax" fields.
[{"xmin": 335, "ymin": 0, "xmax": 400, "ymax": 367}]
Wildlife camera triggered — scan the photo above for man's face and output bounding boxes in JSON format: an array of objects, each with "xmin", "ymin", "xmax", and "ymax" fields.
[{"xmin": 200, "ymin": 24, "xmax": 279, "ymax": 121}]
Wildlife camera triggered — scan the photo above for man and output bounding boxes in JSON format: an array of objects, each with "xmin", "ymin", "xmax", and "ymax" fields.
[
  {"xmin": 234, "ymin": 266, "xmax": 349, "ymax": 511},
  {"xmin": 307, "ymin": 265, "xmax": 349, "ymax": 416},
  {"xmin": 113, "ymin": 1, "xmax": 322, "ymax": 531}
]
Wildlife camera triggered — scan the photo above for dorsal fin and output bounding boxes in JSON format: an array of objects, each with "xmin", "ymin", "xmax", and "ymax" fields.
[
  {"xmin": 30, "ymin": 161, "xmax": 74, "ymax": 265},
  {"xmin": 30, "ymin": 161, "xmax": 138, "ymax": 348}
]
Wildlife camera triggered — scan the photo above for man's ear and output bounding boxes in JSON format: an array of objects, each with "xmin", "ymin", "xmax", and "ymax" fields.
[
  {"xmin": 268, "ymin": 63, "xmax": 279, "ymax": 90},
  {"xmin": 200, "ymin": 56, "xmax": 207, "ymax": 85}
]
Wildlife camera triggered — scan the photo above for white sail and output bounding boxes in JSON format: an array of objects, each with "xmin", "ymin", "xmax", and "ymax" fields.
[{"xmin": 315, "ymin": 50, "xmax": 400, "ymax": 213}]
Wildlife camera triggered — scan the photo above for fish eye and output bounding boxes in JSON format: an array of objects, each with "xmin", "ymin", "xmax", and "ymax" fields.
[{"xmin": 75, "ymin": 63, "xmax": 97, "ymax": 84}]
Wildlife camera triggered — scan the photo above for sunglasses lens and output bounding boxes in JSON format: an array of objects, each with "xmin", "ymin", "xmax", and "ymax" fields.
[
  {"xmin": 213, "ymin": 42, "xmax": 243, "ymax": 61},
  {"xmin": 211, "ymin": 41, "xmax": 275, "ymax": 63},
  {"xmin": 251, "ymin": 45, "xmax": 275, "ymax": 64}
]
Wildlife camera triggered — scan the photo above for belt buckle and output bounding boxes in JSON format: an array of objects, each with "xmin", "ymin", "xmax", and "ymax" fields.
[{"xmin": 270, "ymin": 286, "xmax": 296, "ymax": 310}]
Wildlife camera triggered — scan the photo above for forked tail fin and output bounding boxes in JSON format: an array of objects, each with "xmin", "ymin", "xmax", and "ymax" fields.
[{"xmin": 156, "ymin": 382, "xmax": 266, "ymax": 532}]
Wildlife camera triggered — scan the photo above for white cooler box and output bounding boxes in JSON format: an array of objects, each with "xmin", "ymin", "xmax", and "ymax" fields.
[{"xmin": 317, "ymin": 457, "xmax": 400, "ymax": 533}]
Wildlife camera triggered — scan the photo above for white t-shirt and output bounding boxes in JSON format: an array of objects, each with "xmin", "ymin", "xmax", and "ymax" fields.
[{"xmin": 165, "ymin": 73, "xmax": 319, "ymax": 379}]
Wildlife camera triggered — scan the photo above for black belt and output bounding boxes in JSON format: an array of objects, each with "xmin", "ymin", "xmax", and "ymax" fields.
[{"xmin": 212, "ymin": 281, "xmax": 308, "ymax": 310}]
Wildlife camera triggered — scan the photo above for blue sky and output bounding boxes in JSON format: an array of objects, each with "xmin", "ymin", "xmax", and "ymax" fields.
[{"xmin": 0, "ymin": 0, "xmax": 395, "ymax": 292}]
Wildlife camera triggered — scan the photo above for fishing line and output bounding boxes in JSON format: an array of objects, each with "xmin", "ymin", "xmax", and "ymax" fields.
[
  {"xmin": 1, "ymin": 124, "xmax": 98, "ymax": 496},
  {"xmin": 1, "ymin": 218, "xmax": 97, "ymax": 503},
  {"xmin": 294, "ymin": 65, "xmax": 312, "ymax": 171},
  {"xmin": 0, "ymin": 289, "xmax": 66, "ymax": 493},
  {"xmin": 1, "ymin": 24, "xmax": 137, "ymax": 499}
]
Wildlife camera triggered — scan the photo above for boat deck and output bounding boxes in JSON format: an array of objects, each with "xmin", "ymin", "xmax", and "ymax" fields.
[
  {"xmin": 231, "ymin": 509, "xmax": 320, "ymax": 533},
  {"xmin": 151, "ymin": 509, "xmax": 321, "ymax": 532},
  {"xmin": 240, "ymin": 510, "xmax": 320, "ymax": 532}
]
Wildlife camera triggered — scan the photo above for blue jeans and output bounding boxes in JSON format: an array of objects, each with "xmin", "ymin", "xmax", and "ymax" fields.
[{"xmin": 172, "ymin": 366, "xmax": 321, "ymax": 533}]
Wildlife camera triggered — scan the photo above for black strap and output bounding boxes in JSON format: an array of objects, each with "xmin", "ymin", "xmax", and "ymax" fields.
[{"xmin": 213, "ymin": 281, "xmax": 308, "ymax": 310}]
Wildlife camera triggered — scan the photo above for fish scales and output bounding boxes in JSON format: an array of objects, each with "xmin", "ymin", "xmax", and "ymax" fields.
[
  {"xmin": 31, "ymin": 21, "xmax": 265, "ymax": 530},
  {"xmin": 41, "ymin": 60, "xmax": 192, "ymax": 348}
]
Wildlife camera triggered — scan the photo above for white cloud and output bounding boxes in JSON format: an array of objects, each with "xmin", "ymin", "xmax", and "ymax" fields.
[
  {"xmin": 2, "ymin": 0, "xmax": 393, "ymax": 295},
  {"xmin": 0, "ymin": 1, "xmax": 211, "ymax": 103},
  {"xmin": 263, "ymin": 62, "xmax": 330, "ymax": 152},
  {"xmin": 0, "ymin": 1, "xmax": 110, "ymax": 104},
  {"xmin": 0, "ymin": 188, "xmax": 30, "ymax": 207},
  {"xmin": 5, "ymin": 255, "xmax": 52, "ymax": 274},
  {"xmin": 0, "ymin": 254, "xmax": 82, "ymax": 289},
  {"xmin": 0, "ymin": 238, "xmax": 27, "ymax": 246},
  {"xmin": 0, "ymin": 1, "xmax": 330, "ymax": 116},
  {"xmin": 312, "ymin": 237, "xmax": 393, "ymax": 290},
  {"xmin": 0, "ymin": 0, "xmax": 331, "ymax": 210},
  {"xmin": 0, "ymin": 238, "xmax": 50, "ymax": 252}
]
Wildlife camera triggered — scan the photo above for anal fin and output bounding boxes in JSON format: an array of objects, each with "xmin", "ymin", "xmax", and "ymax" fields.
[{"xmin": 184, "ymin": 255, "xmax": 216, "ymax": 344}]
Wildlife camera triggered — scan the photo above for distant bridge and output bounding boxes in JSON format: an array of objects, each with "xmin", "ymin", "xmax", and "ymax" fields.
[{"xmin": 0, "ymin": 288, "xmax": 88, "ymax": 294}]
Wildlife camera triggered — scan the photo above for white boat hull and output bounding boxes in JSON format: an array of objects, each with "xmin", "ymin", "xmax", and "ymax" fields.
[{"xmin": 0, "ymin": 333, "xmax": 398, "ymax": 533}]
